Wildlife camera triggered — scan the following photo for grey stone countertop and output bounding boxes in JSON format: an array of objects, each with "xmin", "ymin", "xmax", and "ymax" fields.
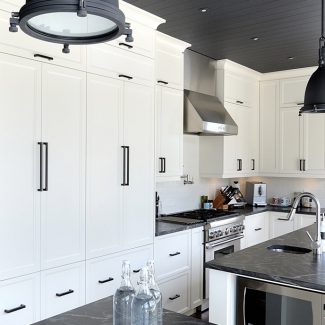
[
  {"xmin": 206, "ymin": 224, "xmax": 325, "ymax": 293},
  {"xmin": 155, "ymin": 205, "xmax": 323, "ymax": 237},
  {"xmin": 32, "ymin": 296, "xmax": 213, "ymax": 325}
]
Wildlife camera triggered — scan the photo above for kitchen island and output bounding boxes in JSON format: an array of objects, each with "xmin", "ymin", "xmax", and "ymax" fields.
[
  {"xmin": 32, "ymin": 295, "xmax": 213, "ymax": 325},
  {"xmin": 206, "ymin": 224, "xmax": 325, "ymax": 325}
]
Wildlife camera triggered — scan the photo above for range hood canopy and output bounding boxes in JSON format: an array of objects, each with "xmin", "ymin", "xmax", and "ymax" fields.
[{"xmin": 184, "ymin": 90, "xmax": 238, "ymax": 136}]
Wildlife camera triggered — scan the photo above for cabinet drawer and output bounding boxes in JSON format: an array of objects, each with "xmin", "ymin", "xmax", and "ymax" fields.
[
  {"xmin": 245, "ymin": 213, "xmax": 268, "ymax": 247},
  {"xmin": 159, "ymin": 272, "xmax": 190, "ymax": 314},
  {"xmin": 154, "ymin": 231, "xmax": 190, "ymax": 279},
  {"xmin": 87, "ymin": 44, "xmax": 154, "ymax": 86},
  {"xmin": 86, "ymin": 245, "xmax": 153, "ymax": 304},
  {"xmin": 86, "ymin": 255, "xmax": 121, "ymax": 304},
  {"xmin": 41, "ymin": 262, "xmax": 85, "ymax": 319},
  {"xmin": 0, "ymin": 10, "xmax": 86, "ymax": 71},
  {"xmin": 0, "ymin": 273, "xmax": 40, "ymax": 325},
  {"xmin": 110, "ymin": 18, "xmax": 155, "ymax": 58}
]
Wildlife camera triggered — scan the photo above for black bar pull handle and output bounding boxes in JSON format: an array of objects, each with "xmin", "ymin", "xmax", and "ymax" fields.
[
  {"xmin": 4, "ymin": 304, "xmax": 26, "ymax": 314},
  {"xmin": 43, "ymin": 142, "xmax": 48, "ymax": 191},
  {"xmin": 254, "ymin": 228, "xmax": 262, "ymax": 231},
  {"xmin": 237, "ymin": 159, "xmax": 242, "ymax": 171},
  {"xmin": 56, "ymin": 289, "xmax": 74, "ymax": 297},
  {"xmin": 163, "ymin": 157, "xmax": 166, "ymax": 173},
  {"xmin": 34, "ymin": 54, "xmax": 53, "ymax": 61},
  {"xmin": 121, "ymin": 146, "xmax": 126, "ymax": 186},
  {"xmin": 299, "ymin": 159, "xmax": 302, "ymax": 171},
  {"xmin": 119, "ymin": 42, "xmax": 133, "ymax": 49},
  {"xmin": 126, "ymin": 146, "xmax": 130, "ymax": 186},
  {"xmin": 303, "ymin": 159, "xmax": 306, "ymax": 171},
  {"xmin": 251, "ymin": 159, "xmax": 255, "ymax": 171},
  {"xmin": 158, "ymin": 157, "xmax": 164, "ymax": 173},
  {"xmin": 169, "ymin": 294, "xmax": 180, "ymax": 301},
  {"xmin": 236, "ymin": 100, "xmax": 244, "ymax": 104},
  {"xmin": 119, "ymin": 74, "xmax": 133, "ymax": 80},
  {"xmin": 157, "ymin": 80, "xmax": 169, "ymax": 85},
  {"xmin": 98, "ymin": 277, "xmax": 114, "ymax": 284},
  {"xmin": 133, "ymin": 269, "xmax": 141, "ymax": 273},
  {"xmin": 169, "ymin": 252, "xmax": 181, "ymax": 257},
  {"xmin": 38, "ymin": 142, "xmax": 43, "ymax": 192}
]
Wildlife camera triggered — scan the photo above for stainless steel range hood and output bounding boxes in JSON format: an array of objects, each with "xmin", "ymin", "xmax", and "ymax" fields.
[{"xmin": 184, "ymin": 50, "xmax": 238, "ymax": 136}]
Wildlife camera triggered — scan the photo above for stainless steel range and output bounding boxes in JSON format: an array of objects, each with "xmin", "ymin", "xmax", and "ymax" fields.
[{"xmin": 161, "ymin": 209, "xmax": 245, "ymax": 307}]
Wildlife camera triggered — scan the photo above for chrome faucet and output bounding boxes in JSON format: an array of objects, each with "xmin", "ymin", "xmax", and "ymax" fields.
[{"xmin": 288, "ymin": 192, "xmax": 322, "ymax": 255}]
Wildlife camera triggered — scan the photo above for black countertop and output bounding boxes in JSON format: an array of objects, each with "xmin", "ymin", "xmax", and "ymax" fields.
[
  {"xmin": 32, "ymin": 296, "xmax": 213, "ymax": 325},
  {"xmin": 155, "ymin": 205, "xmax": 323, "ymax": 237},
  {"xmin": 206, "ymin": 224, "xmax": 325, "ymax": 293}
]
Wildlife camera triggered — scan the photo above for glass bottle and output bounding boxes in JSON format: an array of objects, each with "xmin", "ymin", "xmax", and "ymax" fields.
[
  {"xmin": 147, "ymin": 260, "xmax": 163, "ymax": 325},
  {"xmin": 131, "ymin": 266, "xmax": 157, "ymax": 325},
  {"xmin": 113, "ymin": 260, "xmax": 135, "ymax": 325}
]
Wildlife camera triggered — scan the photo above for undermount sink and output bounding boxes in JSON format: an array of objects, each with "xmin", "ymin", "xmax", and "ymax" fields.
[{"xmin": 267, "ymin": 245, "xmax": 312, "ymax": 254}]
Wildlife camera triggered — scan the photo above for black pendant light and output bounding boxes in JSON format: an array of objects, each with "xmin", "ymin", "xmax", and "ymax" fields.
[
  {"xmin": 300, "ymin": 0, "xmax": 325, "ymax": 114},
  {"xmin": 8, "ymin": 0, "xmax": 133, "ymax": 54}
]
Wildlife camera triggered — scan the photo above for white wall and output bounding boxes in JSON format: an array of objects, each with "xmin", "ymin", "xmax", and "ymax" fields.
[{"xmin": 156, "ymin": 135, "xmax": 229, "ymax": 214}]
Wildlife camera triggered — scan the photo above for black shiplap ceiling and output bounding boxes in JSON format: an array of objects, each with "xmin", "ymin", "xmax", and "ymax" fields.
[{"xmin": 124, "ymin": 0, "xmax": 321, "ymax": 73}]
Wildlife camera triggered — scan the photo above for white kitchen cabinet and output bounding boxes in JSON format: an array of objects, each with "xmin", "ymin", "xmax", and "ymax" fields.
[
  {"xmin": 155, "ymin": 32, "xmax": 190, "ymax": 90},
  {"xmin": 86, "ymin": 245, "xmax": 153, "ymax": 304},
  {"xmin": 259, "ymin": 80, "xmax": 279, "ymax": 174},
  {"xmin": 0, "ymin": 10, "xmax": 86, "ymax": 71},
  {"xmin": 279, "ymin": 106, "xmax": 304, "ymax": 174},
  {"xmin": 86, "ymin": 74, "xmax": 154, "ymax": 258},
  {"xmin": 244, "ymin": 212, "xmax": 269, "ymax": 248},
  {"xmin": 223, "ymin": 71, "xmax": 256, "ymax": 107},
  {"xmin": 86, "ymin": 74, "xmax": 124, "ymax": 259},
  {"xmin": 190, "ymin": 227, "xmax": 203, "ymax": 309},
  {"xmin": 155, "ymin": 86, "xmax": 183, "ymax": 180},
  {"xmin": 0, "ymin": 273, "xmax": 40, "ymax": 325},
  {"xmin": 0, "ymin": 53, "xmax": 41, "ymax": 280},
  {"xmin": 302, "ymin": 114, "xmax": 325, "ymax": 175},
  {"xmin": 154, "ymin": 230, "xmax": 191, "ymax": 280},
  {"xmin": 0, "ymin": 0, "xmax": 23, "ymax": 11},
  {"xmin": 41, "ymin": 64, "xmax": 86, "ymax": 270},
  {"xmin": 41, "ymin": 262, "xmax": 85, "ymax": 320},
  {"xmin": 279, "ymin": 77, "xmax": 309, "ymax": 107},
  {"xmin": 269, "ymin": 212, "xmax": 295, "ymax": 238},
  {"xmin": 159, "ymin": 271, "xmax": 191, "ymax": 314},
  {"xmin": 295, "ymin": 214, "xmax": 316, "ymax": 229},
  {"xmin": 87, "ymin": 43, "xmax": 154, "ymax": 87},
  {"xmin": 200, "ymin": 61, "xmax": 259, "ymax": 178}
]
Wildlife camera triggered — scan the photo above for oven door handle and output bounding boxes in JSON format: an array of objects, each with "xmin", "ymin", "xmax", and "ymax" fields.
[
  {"xmin": 205, "ymin": 235, "xmax": 244, "ymax": 249},
  {"xmin": 243, "ymin": 286, "xmax": 247, "ymax": 325}
]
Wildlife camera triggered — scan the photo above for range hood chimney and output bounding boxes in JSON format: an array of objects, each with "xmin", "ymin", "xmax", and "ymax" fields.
[{"xmin": 184, "ymin": 50, "xmax": 238, "ymax": 136}]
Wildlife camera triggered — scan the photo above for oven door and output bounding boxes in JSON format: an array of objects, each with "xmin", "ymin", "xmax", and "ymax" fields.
[
  {"xmin": 237, "ymin": 277, "xmax": 322, "ymax": 325},
  {"xmin": 204, "ymin": 237, "xmax": 242, "ymax": 299}
]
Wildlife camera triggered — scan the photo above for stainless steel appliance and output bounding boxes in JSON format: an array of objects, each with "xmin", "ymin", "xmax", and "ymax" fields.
[
  {"xmin": 246, "ymin": 182, "xmax": 267, "ymax": 207},
  {"xmin": 237, "ymin": 277, "xmax": 323, "ymax": 325}
]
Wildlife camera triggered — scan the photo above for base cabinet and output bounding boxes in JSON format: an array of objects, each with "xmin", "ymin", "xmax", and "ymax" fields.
[
  {"xmin": 243, "ymin": 213, "xmax": 269, "ymax": 248},
  {"xmin": 0, "ymin": 273, "xmax": 40, "ymax": 325},
  {"xmin": 40, "ymin": 262, "xmax": 85, "ymax": 320}
]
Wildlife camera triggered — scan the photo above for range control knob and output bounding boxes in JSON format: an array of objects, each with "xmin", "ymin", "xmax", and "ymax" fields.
[
  {"xmin": 233, "ymin": 226, "xmax": 238, "ymax": 232},
  {"xmin": 225, "ymin": 228, "xmax": 229, "ymax": 235},
  {"xmin": 217, "ymin": 230, "xmax": 223, "ymax": 237}
]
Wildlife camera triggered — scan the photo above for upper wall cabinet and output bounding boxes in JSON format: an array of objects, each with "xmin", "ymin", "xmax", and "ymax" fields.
[
  {"xmin": 0, "ymin": 0, "xmax": 23, "ymax": 12},
  {"xmin": 0, "ymin": 10, "xmax": 87, "ymax": 71},
  {"xmin": 279, "ymin": 77, "xmax": 309, "ymax": 107},
  {"xmin": 200, "ymin": 60, "xmax": 260, "ymax": 178},
  {"xmin": 155, "ymin": 32, "xmax": 190, "ymax": 90}
]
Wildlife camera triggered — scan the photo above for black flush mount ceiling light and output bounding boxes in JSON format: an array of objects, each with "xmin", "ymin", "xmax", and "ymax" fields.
[
  {"xmin": 9, "ymin": 0, "xmax": 133, "ymax": 54},
  {"xmin": 300, "ymin": 0, "xmax": 325, "ymax": 114}
]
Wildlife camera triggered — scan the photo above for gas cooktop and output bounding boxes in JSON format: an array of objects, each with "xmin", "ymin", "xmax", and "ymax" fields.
[{"xmin": 161, "ymin": 209, "xmax": 239, "ymax": 223}]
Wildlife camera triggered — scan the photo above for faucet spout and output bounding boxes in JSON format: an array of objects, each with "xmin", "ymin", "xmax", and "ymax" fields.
[{"xmin": 288, "ymin": 192, "xmax": 322, "ymax": 255}]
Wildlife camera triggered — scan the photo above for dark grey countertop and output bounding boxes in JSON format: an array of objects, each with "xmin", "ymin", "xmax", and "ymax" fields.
[
  {"xmin": 206, "ymin": 224, "xmax": 325, "ymax": 293},
  {"xmin": 32, "ymin": 296, "xmax": 213, "ymax": 325},
  {"xmin": 155, "ymin": 205, "xmax": 323, "ymax": 237}
]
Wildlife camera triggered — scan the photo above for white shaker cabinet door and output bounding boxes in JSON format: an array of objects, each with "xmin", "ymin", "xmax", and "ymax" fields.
[
  {"xmin": 122, "ymin": 82, "xmax": 155, "ymax": 250},
  {"xmin": 86, "ymin": 74, "xmax": 124, "ymax": 259},
  {"xmin": 40, "ymin": 64, "xmax": 86, "ymax": 269},
  {"xmin": 156, "ymin": 86, "xmax": 183, "ymax": 180},
  {"xmin": 0, "ymin": 53, "xmax": 41, "ymax": 280}
]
